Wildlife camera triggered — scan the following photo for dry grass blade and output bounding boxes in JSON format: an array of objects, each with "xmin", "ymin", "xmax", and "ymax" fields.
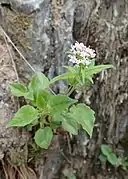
[
  {"xmin": 1, "ymin": 159, "xmax": 8, "ymax": 179},
  {"xmin": 0, "ymin": 26, "xmax": 56, "ymax": 95},
  {"xmin": 0, "ymin": 26, "xmax": 35, "ymax": 73},
  {"xmin": 1, "ymin": 157, "xmax": 38, "ymax": 179},
  {"xmin": 2, "ymin": 30, "xmax": 19, "ymax": 81},
  {"xmin": 19, "ymin": 165, "xmax": 37, "ymax": 179}
]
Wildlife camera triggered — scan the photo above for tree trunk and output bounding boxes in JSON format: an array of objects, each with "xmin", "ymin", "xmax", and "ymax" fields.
[{"xmin": 0, "ymin": 0, "xmax": 128, "ymax": 178}]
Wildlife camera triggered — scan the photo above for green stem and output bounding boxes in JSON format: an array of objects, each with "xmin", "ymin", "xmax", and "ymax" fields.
[
  {"xmin": 40, "ymin": 117, "xmax": 43, "ymax": 128},
  {"xmin": 67, "ymin": 85, "xmax": 76, "ymax": 96},
  {"xmin": 39, "ymin": 113, "xmax": 47, "ymax": 128},
  {"xmin": 65, "ymin": 85, "xmax": 72, "ymax": 95},
  {"xmin": 79, "ymin": 64, "xmax": 83, "ymax": 75},
  {"xmin": 79, "ymin": 64, "xmax": 84, "ymax": 83},
  {"xmin": 66, "ymin": 65, "xmax": 83, "ymax": 97}
]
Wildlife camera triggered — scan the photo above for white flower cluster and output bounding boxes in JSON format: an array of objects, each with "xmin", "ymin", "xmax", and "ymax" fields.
[{"xmin": 68, "ymin": 42, "xmax": 96, "ymax": 65}]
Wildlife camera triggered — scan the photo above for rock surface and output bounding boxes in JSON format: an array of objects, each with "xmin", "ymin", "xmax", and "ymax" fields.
[
  {"xmin": 0, "ymin": 29, "xmax": 29, "ymax": 160},
  {"xmin": 0, "ymin": 0, "xmax": 128, "ymax": 178}
]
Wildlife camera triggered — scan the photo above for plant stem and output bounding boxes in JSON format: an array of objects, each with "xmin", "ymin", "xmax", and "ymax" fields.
[
  {"xmin": 67, "ymin": 85, "xmax": 76, "ymax": 96},
  {"xmin": 65, "ymin": 85, "xmax": 72, "ymax": 95},
  {"xmin": 40, "ymin": 116, "xmax": 44, "ymax": 128},
  {"xmin": 39, "ymin": 113, "xmax": 47, "ymax": 128}
]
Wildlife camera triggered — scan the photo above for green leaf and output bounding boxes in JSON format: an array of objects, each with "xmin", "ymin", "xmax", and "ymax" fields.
[
  {"xmin": 36, "ymin": 92, "xmax": 46, "ymax": 109},
  {"xmin": 116, "ymin": 157, "xmax": 123, "ymax": 166},
  {"xmin": 50, "ymin": 72, "xmax": 76, "ymax": 84},
  {"xmin": 99, "ymin": 154, "xmax": 107, "ymax": 162},
  {"xmin": 8, "ymin": 105, "xmax": 38, "ymax": 127},
  {"xmin": 107, "ymin": 153, "xmax": 118, "ymax": 166},
  {"xmin": 52, "ymin": 113, "xmax": 64, "ymax": 122},
  {"xmin": 63, "ymin": 169, "xmax": 76, "ymax": 179},
  {"xmin": 84, "ymin": 65, "xmax": 114, "ymax": 76},
  {"xmin": 10, "ymin": 83, "xmax": 27, "ymax": 97},
  {"xmin": 85, "ymin": 76, "xmax": 94, "ymax": 84},
  {"xmin": 64, "ymin": 66, "xmax": 76, "ymax": 73},
  {"xmin": 50, "ymin": 121, "xmax": 60, "ymax": 129},
  {"xmin": 25, "ymin": 119, "xmax": 39, "ymax": 131},
  {"xmin": 101, "ymin": 145, "xmax": 112, "ymax": 157},
  {"xmin": 62, "ymin": 114, "xmax": 78, "ymax": 135},
  {"xmin": 41, "ymin": 90, "xmax": 53, "ymax": 102},
  {"xmin": 51, "ymin": 113, "xmax": 79, "ymax": 133},
  {"xmin": 24, "ymin": 91, "xmax": 34, "ymax": 100},
  {"xmin": 28, "ymin": 72, "xmax": 49, "ymax": 95},
  {"xmin": 88, "ymin": 60, "xmax": 95, "ymax": 67},
  {"xmin": 101, "ymin": 145, "xmax": 118, "ymax": 166},
  {"xmin": 121, "ymin": 158, "xmax": 128, "ymax": 169},
  {"xmin": 51, "ymin": 113, "xmax": 65, "ymax": 129},
  {"xmin": 36, "ymin": 90, "xmax": 53, "ymax": 109},
  {"xmin": 48, "ymin": 94, "xmax": 76, "ymax": 115},
  {"xmin": 81, "ymin": 68, "xmax": 93, "ymax": 84},
  {"xmin": 34, "ymin": 127, "xmax": 53, "ymax": 149},
  {"xmin": 70, "ymin": 104, "xmax": 95, "ymax": 137}
]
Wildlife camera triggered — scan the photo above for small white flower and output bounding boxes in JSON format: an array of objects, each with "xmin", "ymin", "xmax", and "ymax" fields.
[
  {"xmin": 81, "ymin": 51, "xmax": 90, "ymax": 57},
  {"xmin": 68, "ymin": 55, "xmax": 77, "ymax": 64},
  {"xmin": 86, "ymin": 47, "xmax": 96, "ymax": 58},
  {"xmin": 68, "ymin": 41, "xmax": 96, "ymax": 65},
  {"xmin": 85, "ymin": 60, "xmax": 92, "ymax": 65},
  {"xmin": 74, "ymin": 42, "xmax": 83, "ymax": 51}
]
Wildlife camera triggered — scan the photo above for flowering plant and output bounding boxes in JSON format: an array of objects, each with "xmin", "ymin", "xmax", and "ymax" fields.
[
  {"xmin": 68, "ymin": 41, "xmax": 96, "ymax": 65},
  {"xmin": 8, "ymin": 42, "xmax": 114, "ymax": 149}
]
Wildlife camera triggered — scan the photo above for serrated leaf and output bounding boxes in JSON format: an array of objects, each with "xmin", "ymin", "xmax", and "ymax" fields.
[
  {"xmin": 24, "ymin": 91, "xmax": 34, "ymax": 100},
  {"xmin": 34, "ymin": 127, "xmax": 53, "ymax": 149},
  {"xmin": 62, "ymin": 115, "xmax": 78, "ymax": 135},
  {"xmin": 25, "ymin": 119, "xmax": 39, "ymax": 131},
  {"xmin": 50, "ymin": 72, "xmax": 76, "ymax": 84},
  {"xmin": 52, "ymin": 113, "xmax": 79, "ymax": 134},
  {"xmin": 101, "ymin": 145, "xmax": 112, "ymax": 157},
  {"xmin": 8, "ymin": 105, "xmax": 38, "ymax": 127},
  {"xmin": 99, "ymin": 154, "xmax": 107, "ymax": 162},
  {"xmin": 28, "ymin": 72, "xmax": 49, "ymax": 95},
  {"xmin": 50, "ymin": 121, "xmax": 60, "ymax": 129},
  {"xmin": 64, "ymin": 66, "xmax": 76, "ymax": 73},
  {"xmin": 107, "ymin": 153, "xmax": 118, "ymax": 166},
  {"xmin": 51, "ymin": 113, "xmax": 66, "ymax": 129},
  {"xmin": 42, "ymin": 90, "xmax": 53, "ymax": 101},
  {"xmin": 81, "ymin": 68, "xmax": 93, "ymax": 84},
  {"xmin": 36, "ymin": 92, "xmax": 46, "ymax": 109},
  {"xmin": 10, "ymin": 83, "xmax": 27, "ymax": 97},
  {"xmin": 52, "ymin": 113, "xmax": 64, "ymax": 122},
  {"xmin": 34, "ymin": 90, "xmax": 52, "ymax": 108},
  {"xmin": 84, "ymin": 65, "xmax": 114, "ymax": 76},
  {"xmin": 36, "ymin": 90, "xmax": 53, "ymax": 109},
  {"xmin": 48, "ymin": 94, "xmax": 76, "ymax": 115},
  {"xmin": 70, "ymin": 104, "xmax": 95, "ymax": 137}
]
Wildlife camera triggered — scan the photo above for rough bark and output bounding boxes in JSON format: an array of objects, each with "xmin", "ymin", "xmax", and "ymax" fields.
[{"xmin": 0, "ymin": 0, "xmax": 128, "ymax": 178}]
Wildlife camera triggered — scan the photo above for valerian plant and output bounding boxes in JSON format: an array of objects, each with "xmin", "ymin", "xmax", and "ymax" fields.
[
  {"xmin": 8, "ymin": 42, "xmax": 114, "ymax": 149},
  {"xmin": 100, "ymin": 144, "xmax": 128, "ymax": 170}
]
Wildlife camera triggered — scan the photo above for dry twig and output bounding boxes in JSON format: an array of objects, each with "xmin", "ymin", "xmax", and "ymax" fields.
[
  {"xmin": 0, "ymin": 26, "xmax": 56, "ymax": 95},
  {"xmin": 2, "ymin": 30, "xmax": 19, "ymax": 81},
  {"xmin": 0, "ymin": 26, "xmax": 35, "ymax": 73}
]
